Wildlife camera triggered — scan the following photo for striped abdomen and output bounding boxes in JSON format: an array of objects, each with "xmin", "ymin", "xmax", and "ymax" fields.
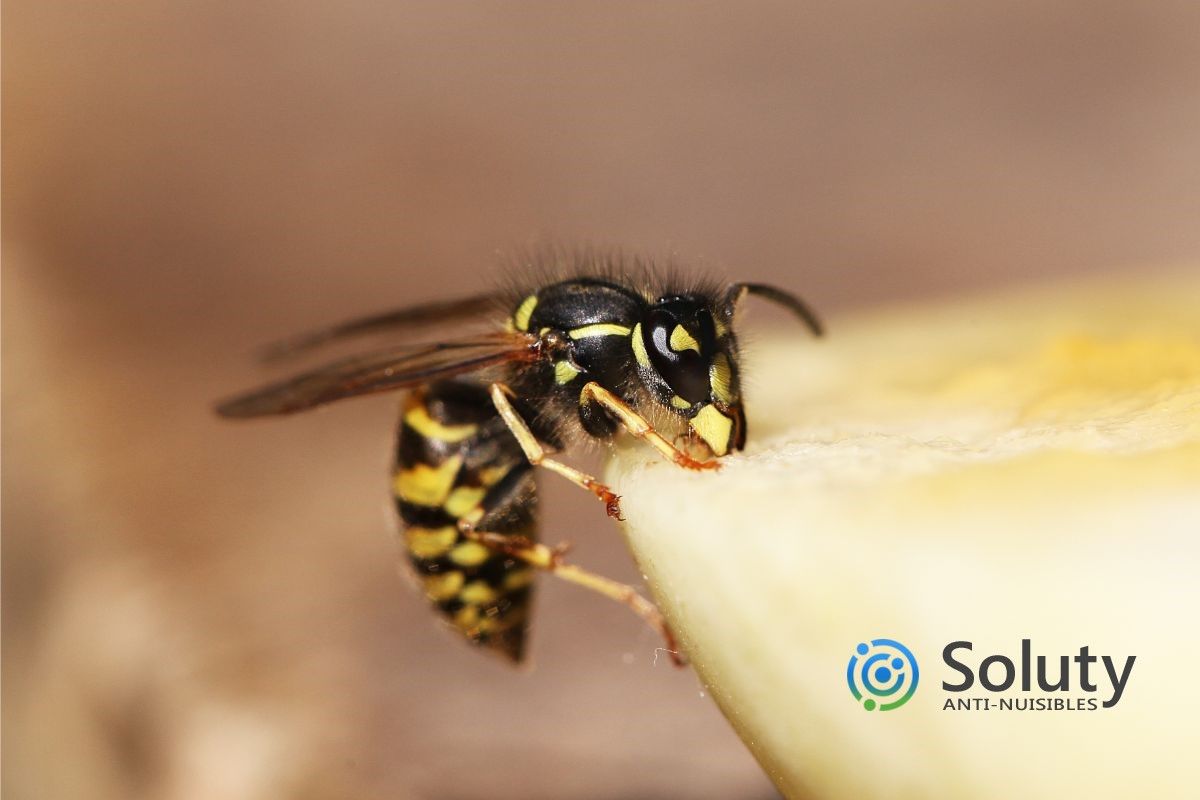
[{"xmin": 393, "ymin": 380, "xmax": 537, "ymax": 662}]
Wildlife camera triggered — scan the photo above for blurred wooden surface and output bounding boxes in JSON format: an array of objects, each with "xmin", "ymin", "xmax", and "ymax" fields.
[{"xmin": 4, "ymin": 2, "xmax": 1200, "ymax": 798}]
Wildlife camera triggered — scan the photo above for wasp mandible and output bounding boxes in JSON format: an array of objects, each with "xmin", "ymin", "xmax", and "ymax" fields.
[{"xmin": 217, "ymin": 256, "xmax": 821, "ymax": 664}]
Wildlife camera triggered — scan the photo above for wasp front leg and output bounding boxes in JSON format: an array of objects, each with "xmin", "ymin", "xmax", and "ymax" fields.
[
  {"xmin": 579, "ymin": 382, "xmax": 721, "ymax": 471},
  {"xmin": 489, "ymin": 382, "xmax": 625, "ymax": 519}
]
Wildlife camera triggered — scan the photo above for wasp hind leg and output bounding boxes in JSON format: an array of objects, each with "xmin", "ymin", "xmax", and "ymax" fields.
[{"xmin": 457, "ymin": 469, "xmax": 686, "ymax": 667}]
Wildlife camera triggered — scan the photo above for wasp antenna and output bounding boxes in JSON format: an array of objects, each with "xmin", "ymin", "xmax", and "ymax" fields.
[{"xmin": 723, "ymin": 282, "xmax": 824, "ymax": 337}]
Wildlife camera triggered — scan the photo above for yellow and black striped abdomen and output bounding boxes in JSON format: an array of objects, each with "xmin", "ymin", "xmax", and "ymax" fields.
[{"xmin": 393, "ymin": 380, "xmax": 537, "ymax": 662}]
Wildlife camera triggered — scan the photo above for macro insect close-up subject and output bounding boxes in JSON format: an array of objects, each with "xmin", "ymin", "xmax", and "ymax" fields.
[
  {"xmin": 10, "ymin": 3, "xmax": 1200, "ymax": 795},
  {"xmin": 216, "ymin": 256, "xmax": 822, "ymax": 665}
]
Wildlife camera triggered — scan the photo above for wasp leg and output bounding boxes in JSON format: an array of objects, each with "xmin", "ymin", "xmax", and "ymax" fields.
[
  {"xmin": 579, "ymin": 382, "xmax": 720, "ymax": 471},
  {"xmin": 489, "ymin": 382, "xmax": 624, "ymax": 518},
  {"xmin": 457, "ymin": 481, "xmax": 685, "ymax": 666}
]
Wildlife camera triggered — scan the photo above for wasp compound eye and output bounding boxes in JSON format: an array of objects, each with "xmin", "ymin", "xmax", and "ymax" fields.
[{"xmin": 643, "ymin": 301, "xmax": 716, "ymax": 404}]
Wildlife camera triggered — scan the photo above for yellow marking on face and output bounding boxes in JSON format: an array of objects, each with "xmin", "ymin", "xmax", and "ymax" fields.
[
  {"xmin": 444, "ymin": 485, "xmax": 487, "ymax": 518},
  {"xmin": 691, "ymin": 404, "xmax": 734, "ymax": 456},
  {"xmin": 394, "ymin": 456, "xmax": 463, "ymax": 506},
  {"xmin": 513, "ymin": 294, "xmax": 538, "ymax": 332},
  {"xmin": 460, "ymin": 580, "xmax": 498, "ymax": 606},
  {"xmin": 502, "ymin": 569, "xmax": 533, "ymax": 591},
  {"xmin": 568, "ymin": 323, "xmax": 632, "ymax": 339},
  {"xmin": 670, "ymin": 395, "xmax": 692, "ymax": 410},
  {"xmin": 710, "ymin": 353, "xmax": 734, "ymax": 404},
  {"xmin": 405, "ymin": 526, "xmax": 458, "ymax": 559},
  {"xmin": 631, "ymin": 322, "xmax": 651, "ymax": 367},
  {"xmin": 714, "ymin": 316, "xmax": 730, "ymax": 338},
  {"xmin": 669, "ymin": 325, "xmax": 701, "ymax": 354},
  {"xmin": 449, "ymin": 540, "xmax": 492, "ymax": 567},
  {"xmin": 403, "ymin": 404, "xmax": 478, "ymax": 443},
  {"xmin": 555, "ymin": 360, "xmax": 582, "ymax": 385},
  {"xmin": 423, "ymin": 570, "xmax": 464, "ymax": 601}
]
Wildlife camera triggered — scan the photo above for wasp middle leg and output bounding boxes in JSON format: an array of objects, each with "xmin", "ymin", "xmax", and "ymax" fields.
[
  {"xmin": 489, "ymin": 382, "xmax": 625, "ymax": 518},
  {"xmin": 489, "ymin": 381, "xmax": 719, "ymax": 521}
]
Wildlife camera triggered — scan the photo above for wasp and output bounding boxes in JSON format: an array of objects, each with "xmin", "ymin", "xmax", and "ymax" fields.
[{"xmin": 216, "ymin": 255, "xmax": 821, "ymax": 664}]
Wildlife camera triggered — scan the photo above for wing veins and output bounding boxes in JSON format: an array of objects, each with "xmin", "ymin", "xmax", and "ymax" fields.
[
  {"xmin": 259, "ymin": 294, "xmax": 497, "ymax": 363},
  {"xmin": 216, "ymin": 332, "xmax": 538, "ymax": 418}
]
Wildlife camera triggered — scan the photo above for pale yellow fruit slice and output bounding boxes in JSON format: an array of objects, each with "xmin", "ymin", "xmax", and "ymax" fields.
[{"xmin": 607, "ymin": 271, "xmax": 1200, "ymax": 800}]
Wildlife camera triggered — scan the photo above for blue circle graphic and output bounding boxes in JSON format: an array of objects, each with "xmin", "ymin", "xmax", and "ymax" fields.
[{"xmin": 846, "ymin": 638, "xmax": 920, "ymax": 711}]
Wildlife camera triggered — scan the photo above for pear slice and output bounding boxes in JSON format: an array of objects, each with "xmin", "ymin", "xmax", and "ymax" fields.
[{"xmin": 607, "ymin": 271, "xmax": 1200, "ymax": 800}]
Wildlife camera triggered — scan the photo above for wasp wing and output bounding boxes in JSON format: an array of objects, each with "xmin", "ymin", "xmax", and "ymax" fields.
[
  {"xmin": 258, "ymin": 294, "xmax": 498, "ymax": 363},
  {"xmin": 216, "ymin": 331, "xmax": 539, "ymax": 418}
]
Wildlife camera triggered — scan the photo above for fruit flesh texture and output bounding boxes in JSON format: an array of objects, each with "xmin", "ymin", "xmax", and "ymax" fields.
[{"xmin": 607, "ymin": 271, "xmax": 1200, "ymax": 800}]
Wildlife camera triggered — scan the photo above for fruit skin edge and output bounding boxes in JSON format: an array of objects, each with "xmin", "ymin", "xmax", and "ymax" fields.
[{"xmin": 605, "ymin": 271, "xmax": 1200, "ymax": 800}]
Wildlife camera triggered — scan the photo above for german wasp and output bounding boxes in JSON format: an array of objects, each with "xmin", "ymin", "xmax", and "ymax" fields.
[{"xmin": 217, "ymin": 253, "xmax": 821, "ymax": 664}]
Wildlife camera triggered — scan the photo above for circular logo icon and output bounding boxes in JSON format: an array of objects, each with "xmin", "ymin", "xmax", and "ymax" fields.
[{"xmin": 847, "ymin": 638, "xmax": 919, "ymax": 711}]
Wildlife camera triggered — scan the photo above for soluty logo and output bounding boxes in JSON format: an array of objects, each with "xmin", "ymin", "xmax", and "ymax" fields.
[{"xmin": 847, "ymin": 638, "xmax": 920, "ymax": 711}]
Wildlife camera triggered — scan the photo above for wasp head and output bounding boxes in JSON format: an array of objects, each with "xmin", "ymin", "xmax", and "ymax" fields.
[{"xmin": 632, "ymin": 294, "xmax": 746, "ymax": 457}]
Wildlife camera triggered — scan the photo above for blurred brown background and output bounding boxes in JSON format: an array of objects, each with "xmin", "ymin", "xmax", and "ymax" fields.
[{"xmin": 4, "ymin": 2, "xmax": 1199, "ymax": 798}]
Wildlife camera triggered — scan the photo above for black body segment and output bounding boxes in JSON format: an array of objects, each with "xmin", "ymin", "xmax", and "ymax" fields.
[
  {"xmin": 394, "ymin": 380, "xmax": 537, "ymax": 662},
  {"xmin": 510, "ymin": 278, "xmax": 645, "ymax": 438},
  {"xmin": 520, "ymin": 278, "xmax": 643, "ymax": 331}
]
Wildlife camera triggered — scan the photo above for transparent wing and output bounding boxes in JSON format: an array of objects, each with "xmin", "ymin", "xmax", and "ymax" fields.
[
  {"xmin": 216, "ymin": 331, "xmax": 539, "ymax": 418},
  {"xmin": 258, "ymin": 294, "xmax": 498, "ymax": 363}
]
